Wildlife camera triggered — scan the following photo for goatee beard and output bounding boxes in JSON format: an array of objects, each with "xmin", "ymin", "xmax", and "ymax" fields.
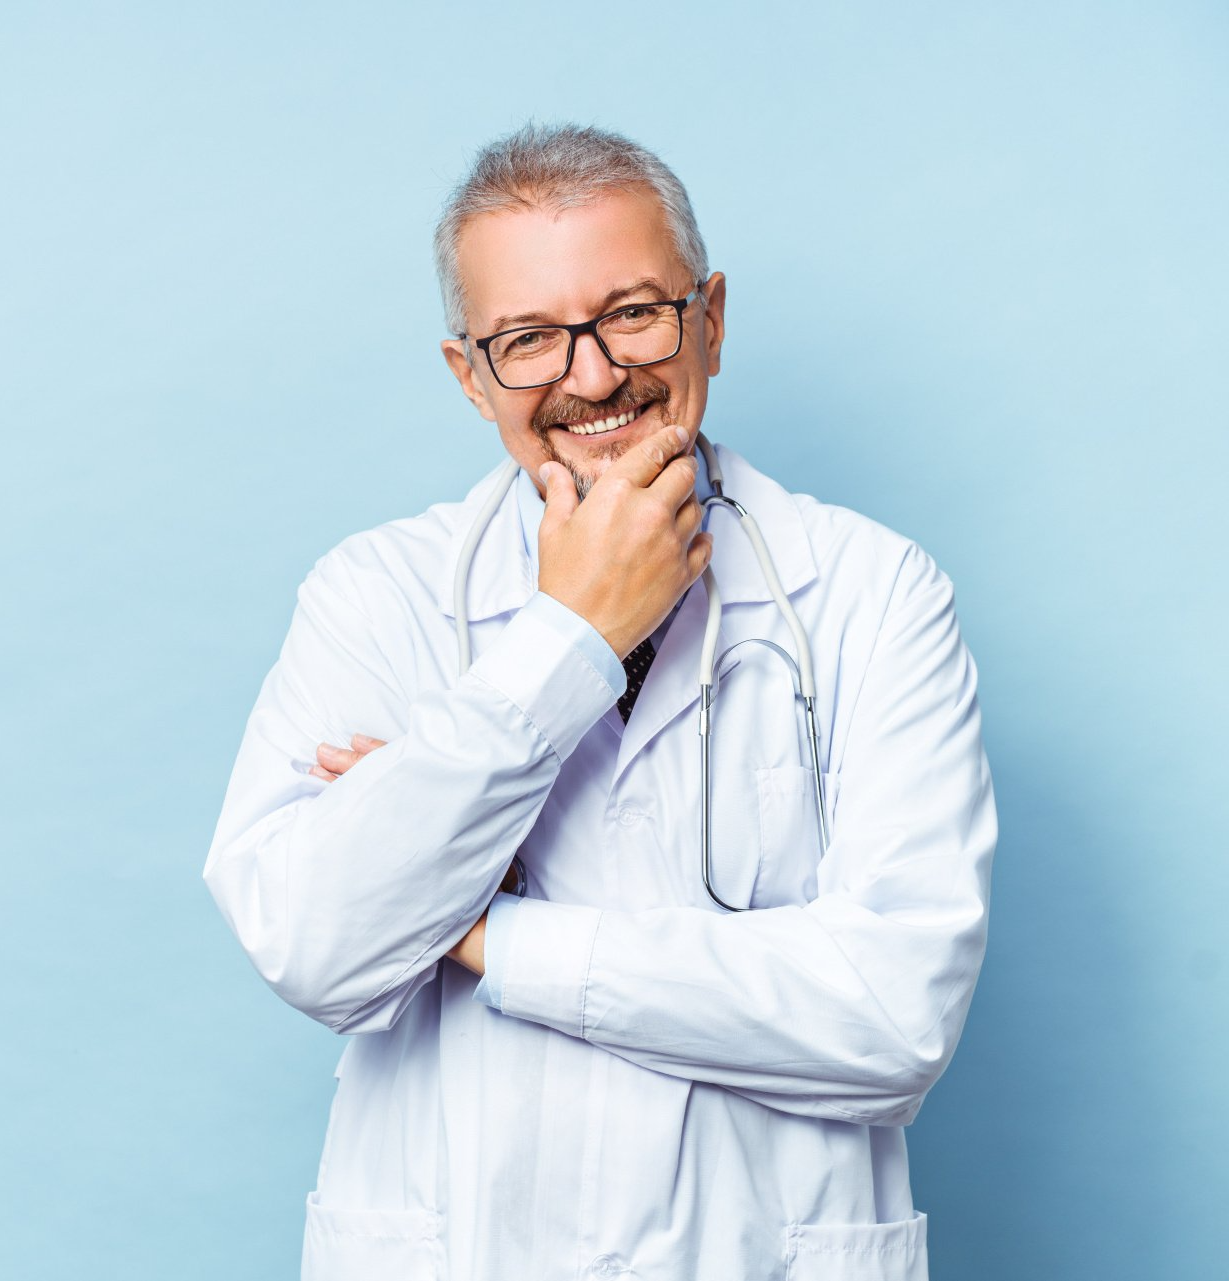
[
  {"xmin": 569, "ymin": 467, "xmax": 597, "ymax": 501},
  {"xmin": 531, "ymin": 373, "xmax": 673, "ymax": 501}
]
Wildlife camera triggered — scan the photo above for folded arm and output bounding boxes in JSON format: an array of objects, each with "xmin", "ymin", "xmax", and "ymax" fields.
[
  {"xmin": 204, "ymin": 426, "xmax": 712, "ymax": 1033},
  {"xmin": 477, "ymin": 548, "xmax": 997, "ymax": 1125},
  {"xmin": 202, "ymin": 549, "xmax": 622, "ymax": 1034}
]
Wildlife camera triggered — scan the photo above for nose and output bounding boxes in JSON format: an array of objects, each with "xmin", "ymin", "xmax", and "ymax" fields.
[{"xmin": 560, "ymin": 331, "xmax": 625, "ymax": 404}]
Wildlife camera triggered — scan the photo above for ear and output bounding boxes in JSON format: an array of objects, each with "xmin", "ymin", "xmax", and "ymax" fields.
[
  {"xmin": 700, "ymin": 272, "xmax": 726, "ymax": 377},
  {"xmin": 441, "ymin": 339, "xmax": 498, "ymax": 422}
]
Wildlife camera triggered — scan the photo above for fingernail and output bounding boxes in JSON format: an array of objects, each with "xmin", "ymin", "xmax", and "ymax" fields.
[
  {"xmin": 352, "ymin": 733, "xmax": 376, "ymax": 747},
  {"xmin": 674, "ymin": 427, "xmax": 689, "ymax": 444},
  {"xmin": 318, "ymin": 742, "xmax": 339, "ymax": 757},
  {"xmin": 539, "ymin": 463, "xmax": 551, "ymax": 483}
]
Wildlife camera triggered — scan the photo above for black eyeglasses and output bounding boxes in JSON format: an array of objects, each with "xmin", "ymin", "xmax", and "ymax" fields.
[{"xmin": 462, "ymin": 287, "xmax": 704, "ymax": 391}]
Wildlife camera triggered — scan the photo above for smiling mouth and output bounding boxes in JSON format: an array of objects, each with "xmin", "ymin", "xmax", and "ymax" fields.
[{"xmin": 558, "ymin": 401, "xmax": 652, "ymax": 437}]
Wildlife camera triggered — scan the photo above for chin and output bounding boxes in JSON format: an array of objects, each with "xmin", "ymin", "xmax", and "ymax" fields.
[
  {"xmin": 551, "ymin": 434, "xmax": 632, "ymax": 499},
  {"xmin": 566, "ymin": 453, "xmax": 617, "ymax": 500}
]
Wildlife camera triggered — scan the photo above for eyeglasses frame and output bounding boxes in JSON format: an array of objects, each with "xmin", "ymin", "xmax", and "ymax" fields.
[{"xmin": 461, "ymin": 285, "xmax": 706, "ymax": 391}]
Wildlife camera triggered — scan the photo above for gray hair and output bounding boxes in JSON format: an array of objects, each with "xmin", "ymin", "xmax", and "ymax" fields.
[{"xmin": 433, "ymin": 122, "xmax": 709, "ymax": 336}]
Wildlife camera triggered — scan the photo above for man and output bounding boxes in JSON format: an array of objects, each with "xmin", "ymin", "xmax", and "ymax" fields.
[{"xmin": 205, "ymin": 123, "xmax": 996, "ymax": 1281}]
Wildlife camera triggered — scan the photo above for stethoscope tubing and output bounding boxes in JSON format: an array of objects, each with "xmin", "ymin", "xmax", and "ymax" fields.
[{"xmin": 452, "ymin": 433, "xmax": 829, "ymax": 912}]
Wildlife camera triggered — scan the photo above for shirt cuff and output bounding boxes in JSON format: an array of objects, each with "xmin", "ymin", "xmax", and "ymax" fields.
[
  {"xmin": 471, "ymin": 892, "xmax": 524, "ymax": 1010},
  {"xmin": 520, "ymin": 591, "xmax": 626, "ymax": 698},
  {"xmin": 497, "ymin": 897, "xmax": 604, "ymax": 1038}
]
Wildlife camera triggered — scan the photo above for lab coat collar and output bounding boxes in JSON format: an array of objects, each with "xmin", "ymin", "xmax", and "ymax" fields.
[
  {"xmin": 701, "ymin": 444, "xmax": 818, "ymax": 604},
  {"xmin": 435, "ymin": 442, "xmax": 819, "ymax": 623}
]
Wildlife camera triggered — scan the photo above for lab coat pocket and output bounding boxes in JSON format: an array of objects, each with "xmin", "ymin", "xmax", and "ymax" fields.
[
  {"xmin": 302, "ymin": 1192, "xmax": 445, "ymax": 1281},
  {"xmin": 754, "ymin": 766, "xmax": 839, "ymax": 906},
  {"xmin": 784, "ymin": 1212, "xmax": 927, "ymax": 1281}
]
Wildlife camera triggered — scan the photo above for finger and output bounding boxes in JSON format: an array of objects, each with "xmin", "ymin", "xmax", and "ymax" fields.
[
  {"xmin": 317, "ymin": 741, "xmax": 363, "ymax": 775},
  {"xmin": 604, "ymin": 424, "xmax": 690, "ymax": 489},
  {"xmin": 674, "ymin": 492, "xmax": 704, "ymax": 537},
  {"xmin": 649, "ymin": 454, "xmax": 701, "ymax": 513},
  {"xmin": 685, "ymin": 531, "xmax": 714, "ymax": 584},
  {"xmin": 350, "ymin": 733, "xmax": 387, "ymax": 755},
  {"xmin": 309, "ymin": 764, "xmax": 339, "ymax": 782},
  {"xmin": 537, "ymin": 461, "xmax": 580, "ymax": 536}
]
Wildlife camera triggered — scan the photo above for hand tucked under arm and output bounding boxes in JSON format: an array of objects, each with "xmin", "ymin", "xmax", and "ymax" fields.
[
  {"xmin": 203, "ymin": 567, "xmax": 619, "ymax": 1035},
  {"xmin": 315, "ymin": 733, "xmax": 488, "ymax": 977}
]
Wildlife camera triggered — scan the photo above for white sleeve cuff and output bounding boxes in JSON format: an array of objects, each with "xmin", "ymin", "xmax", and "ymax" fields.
[
  {"xmin": 499, "ymin": 897, "xmax": 603, "ymax": 1038},
  {"xmin": 471, "ymin": 891, "xmax": 523, "ymax": 1010}
]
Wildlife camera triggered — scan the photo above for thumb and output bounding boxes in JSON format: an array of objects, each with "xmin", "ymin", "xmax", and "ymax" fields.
[{"xmin": 538, "ymin": 462, "xmax": 579, "ymax": 532}]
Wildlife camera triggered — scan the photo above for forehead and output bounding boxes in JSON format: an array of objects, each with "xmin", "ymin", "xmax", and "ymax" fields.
[{"xmin": 456, "ymin": 187, "xmax": 686, "ymax": 332}]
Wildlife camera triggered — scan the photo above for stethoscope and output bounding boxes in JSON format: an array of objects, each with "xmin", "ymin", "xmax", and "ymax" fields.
[{"xmin": 452, "ymin": 432, "xmax": 829, "ymax": 912}]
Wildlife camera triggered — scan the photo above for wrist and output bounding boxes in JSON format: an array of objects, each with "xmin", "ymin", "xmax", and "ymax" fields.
[{"xmin": 447, "ymin": 913, "xmax": 487, "ymax": 975}]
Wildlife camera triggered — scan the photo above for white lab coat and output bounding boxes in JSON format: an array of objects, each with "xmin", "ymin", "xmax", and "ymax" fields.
[{"xmin": 204, "ymin": 444, "xmax": 995, "ymax": 1281}]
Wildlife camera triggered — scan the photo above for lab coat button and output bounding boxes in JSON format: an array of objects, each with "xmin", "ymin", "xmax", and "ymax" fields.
[
  {"xmin": 589, "ymin": 1256, "xmax": 623, "ymax": 1277},
  {"xmin": 617, "ymin": 808, "xmax": 640, "ymax": 827}
]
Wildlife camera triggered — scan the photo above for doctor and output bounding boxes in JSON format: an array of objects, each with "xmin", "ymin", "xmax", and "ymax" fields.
[{"xmin": 205, "ymin": 123, "xmax": 996, "ymax": 1281}]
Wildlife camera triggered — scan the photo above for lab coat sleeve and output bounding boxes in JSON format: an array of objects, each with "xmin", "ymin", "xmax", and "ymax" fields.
[
  {"xmin": 494, "ymin": 544, "xmax": 996, "ymax": 1125},
  {"xmin": 203, "ymin": 549, "xmax": 621, "ymax": 1035}
]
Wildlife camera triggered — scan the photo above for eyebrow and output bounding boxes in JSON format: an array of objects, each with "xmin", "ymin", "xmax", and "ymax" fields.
[{"xmin": 485, "ymin": 278, "xmax": 673, "ymax": 335}]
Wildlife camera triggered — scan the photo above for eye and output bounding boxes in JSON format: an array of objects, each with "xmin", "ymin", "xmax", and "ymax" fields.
[
  {"xmin": 602, "ymin": 303, "xmax": 667, "ymax": 334},
  {"xmin": 492, "ymin": 327, "xmax": 565, "ymax": 363},
  {"xmin": 511, "ymin": 329, "xmax": 548, "ymax": 349}
]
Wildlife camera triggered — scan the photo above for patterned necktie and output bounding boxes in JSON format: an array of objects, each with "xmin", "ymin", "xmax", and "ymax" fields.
[{"xmin": 617, "ymin": 637, "xmax": 656, "ymax": 724}]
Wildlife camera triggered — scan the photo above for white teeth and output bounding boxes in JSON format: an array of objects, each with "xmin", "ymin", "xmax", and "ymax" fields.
[{"xmin": 565, "ymin": 404, "xmax": 644, "ymax": 435}]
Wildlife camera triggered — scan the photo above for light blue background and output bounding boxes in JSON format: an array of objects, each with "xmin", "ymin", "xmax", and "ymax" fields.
[{"xmin": 2, "ymin": 3, "xmax": 1226, "ymax": 1277}]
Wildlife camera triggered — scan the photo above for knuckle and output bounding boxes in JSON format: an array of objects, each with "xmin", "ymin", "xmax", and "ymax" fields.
[{"xmin": 649, "ymin": 495, "xmax": 674, "ymax": 526}]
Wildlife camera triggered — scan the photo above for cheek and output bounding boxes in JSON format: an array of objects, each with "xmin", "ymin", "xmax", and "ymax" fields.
[
  {"xmin": 669, "ymin": 367, "xmax": 709, "ymax": 419},
  {"xmin": 491, "ymin": 388, "xmax": 545, "ymax": 433},
  {"xmin": 493, "ymin": 402, "xmax": 555, "ymax": 466}
]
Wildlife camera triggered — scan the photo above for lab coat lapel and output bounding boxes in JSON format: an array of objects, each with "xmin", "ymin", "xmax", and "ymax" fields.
[
  {"xmin": 612, "ymin": 580, "xmax": 721, "ymax": 786},
  {"xmin": 611, "ymin": 445, "xmax": 821, "ymax": 783}
]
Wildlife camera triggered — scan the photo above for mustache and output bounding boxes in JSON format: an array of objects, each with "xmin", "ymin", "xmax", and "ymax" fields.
[{"xmin": 531, "ymin": 373, "xmax": 671, "ymax": 434}]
